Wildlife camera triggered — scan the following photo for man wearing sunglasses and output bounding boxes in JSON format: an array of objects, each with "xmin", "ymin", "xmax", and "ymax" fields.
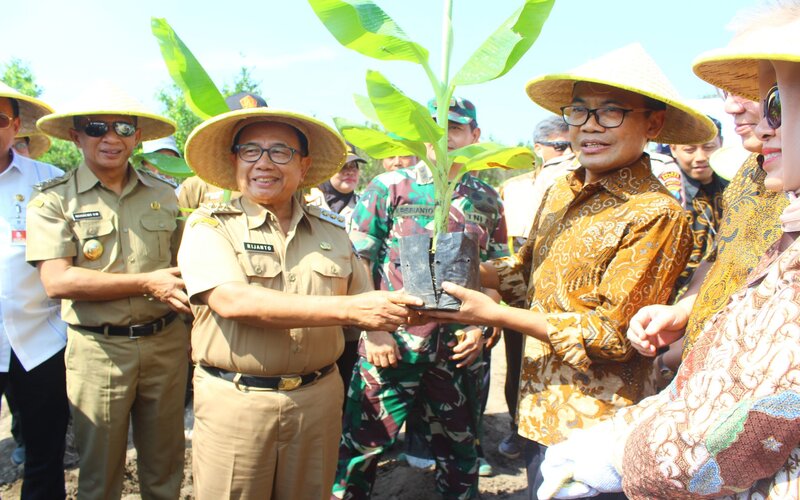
[
  {"xmin": 0, "ymin": 81, "xmax": 70, "ymax": 499},
  {"xmin": 26, "ymin": 82, "xmax": 190, "ymax": 500}
]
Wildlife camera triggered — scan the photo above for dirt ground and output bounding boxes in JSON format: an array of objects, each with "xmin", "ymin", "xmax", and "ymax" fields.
[{"xmin": 0, "ymin": 336, "xmax": 528, "ymax": 499}]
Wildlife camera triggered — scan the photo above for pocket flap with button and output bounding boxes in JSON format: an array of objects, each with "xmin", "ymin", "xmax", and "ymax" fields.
[
  {"xmin": 310, "ymin": 254, "xmax": 352, "ymax": 278},
  {"xmin": 74, "ymin": 219, "xmax": 115, "ymax": 239},
  {"xmin": 141, "ymin": 215, "xmax": 177, "ymax": 233},
  {"xmin": 244, "ymin": 253, "xmax": 282, "ymax": 279}
]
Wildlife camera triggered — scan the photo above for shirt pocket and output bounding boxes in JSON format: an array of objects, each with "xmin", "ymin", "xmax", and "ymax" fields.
[
  {"xmin": 241, "ymin": 252, "xmax": 282, "ymax": 288},
  {"xmin": 309, "ymin": 253, "xmax": 352, "ymax": 296},
  {"xmin": 140, "ymin": 215, "xmax": 177, "ymax": 262},
  {"xmin": 73, "ymin": 219, "xmax": 116, "ymax": 269}
]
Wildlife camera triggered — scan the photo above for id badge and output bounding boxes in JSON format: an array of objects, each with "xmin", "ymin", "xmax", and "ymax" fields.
[{"xmin": 10, "ymin": 218, "xmax": 26, "ymax": 246}]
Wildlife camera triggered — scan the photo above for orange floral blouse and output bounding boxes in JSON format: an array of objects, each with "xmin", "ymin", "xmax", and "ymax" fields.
[{"xmin": 493, "ymin": 155, "xmax": 692, "ymax": 446}]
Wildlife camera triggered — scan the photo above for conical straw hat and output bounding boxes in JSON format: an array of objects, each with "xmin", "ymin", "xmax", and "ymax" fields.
[
  {"xmin": 37, "ymin": 81, "xmax": 175, "ymax": 141},
  {"xmin": 525, "ymin": 43, "xmax": 717, "ymax": 145},
  {"xmin": 185, "ymin": 108, "xmax": 346, "ymax": 191},
  {"xmin": 693, "ymin": 17, "xmax": 800, "ymax": 101},
  {"xmin": 0, "ymin": 80, "xmax": 53, "ymax": 136}
]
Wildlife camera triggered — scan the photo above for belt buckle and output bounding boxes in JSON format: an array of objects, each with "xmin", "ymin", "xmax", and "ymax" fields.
[
  {"xmin": 278, "ymin": 375, "xmax": 302, "ymax": 391},
  {"xmin": 128, "ymin": 326, "xmax": 142, "ymax": 339}
]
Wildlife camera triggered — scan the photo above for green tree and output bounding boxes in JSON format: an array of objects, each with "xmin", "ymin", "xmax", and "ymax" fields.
[{"xmin": 1, "ymin": 58, "xmax": 82, "ymax": 170}]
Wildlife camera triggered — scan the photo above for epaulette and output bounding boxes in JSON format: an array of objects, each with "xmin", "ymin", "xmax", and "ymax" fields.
[
  {"xmin": 199, "ymin": 202, "xmax": 242, "ymax": 215},
  {"xmin": 139, "ymin": 168, "xmax": 178, "ymax": 188},
  {"xmin": 32, "ymin": 170, "xmax": 74, "ymax": 192},
  {"xmin": 306, "ymin": 205, "xmax": 347, "ymax": 228}
]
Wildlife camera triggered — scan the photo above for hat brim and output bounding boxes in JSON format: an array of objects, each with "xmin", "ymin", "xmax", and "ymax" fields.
[
  {"xmin": 185, "ymin": 108, "xmax": 347, "ymax": 192},
  {"xmin": 525, "ymin": 75, "xmax": 717, "ymax": 145},
  {"xmin": 0, "ymin": 84, "xmax": 54, "ymax": 136},
  {"xmin": 37, "ymin": 110, "xmax": 175, "ymax": 142},
  {"xmin": 694, "ymin": 50, "xmax": 800, "ymax": 102}
]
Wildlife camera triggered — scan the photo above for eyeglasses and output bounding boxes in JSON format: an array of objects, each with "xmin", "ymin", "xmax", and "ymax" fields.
[
  {"xmin": 0, "ymin": 113, "xmax": 14, "ymax": 129},
  {"xmin": 764, "ymin": 85, "xmax": 781, "ymax": 129},
  {"xmin": 232, "ymin": 143, "xmax": 300, "ymax": 164},
  {"xmin": 560, "ymin": 105, "xmax": 652, "ymax": 128},
  {"xmin": 538, "ymin": 140, "xmax": 570, "ymax": 152},
  {"xmin": 716, "ymin": 87, "xmax": 729, "ymax": 101},
  {"xmin": 79, "ymin": 120, "xmax": 137, "ymax": 138}
]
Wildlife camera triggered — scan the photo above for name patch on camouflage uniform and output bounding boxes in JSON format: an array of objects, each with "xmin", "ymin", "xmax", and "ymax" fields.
[
  {"xmin": 394, "ymin": 205, "xmax": 435, "ymax": 218},
  {"xmin": 244, "ymin": 242, "xmax": 275, "ymax": 253},
  {"xmin": 73, "ymin": 211, "xmax": 101, "ymax": 221},
  {"xmin": 465, "ymin": 212, "xmax": 490, "ymax": 225}
]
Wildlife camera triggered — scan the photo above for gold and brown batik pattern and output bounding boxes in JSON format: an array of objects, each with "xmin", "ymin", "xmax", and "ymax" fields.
[
  {"xmin": 682, "ymin": 154, "xmax": 787, "ymax": 356},
  {"xmin": 493, "ymin": 155, "xmax": 692, "ymax": 446}
]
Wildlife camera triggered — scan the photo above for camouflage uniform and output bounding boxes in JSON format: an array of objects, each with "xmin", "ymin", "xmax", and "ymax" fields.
[{"xmin": 334, "ymin": 162, "xmax": 507, "ymax": 499}]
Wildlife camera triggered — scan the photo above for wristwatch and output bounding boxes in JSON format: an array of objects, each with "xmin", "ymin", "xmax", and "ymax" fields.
[{"xmin": 657, "ymin": 354, "xmax": 676, "ymax": 383}]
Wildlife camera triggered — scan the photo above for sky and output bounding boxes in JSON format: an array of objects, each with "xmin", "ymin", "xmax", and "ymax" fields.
[{"xmin": 2, "ymin": 0, "xmax": 758, "ymax": 146}]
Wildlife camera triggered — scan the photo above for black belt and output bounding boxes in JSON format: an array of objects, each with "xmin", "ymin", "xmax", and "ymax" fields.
[
  {"xmin": 201, "ymin": 364, "xmax": 334, "ymax": 391},
  {"xmin": 78, "ymin": 311, "xmax": 178, "ymax": 338}
]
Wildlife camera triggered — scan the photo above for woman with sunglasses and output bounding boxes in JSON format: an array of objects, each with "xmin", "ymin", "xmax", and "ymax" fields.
[{"xmin": 536, "ymin": 3, "xmax": 800, "ymax": 498}]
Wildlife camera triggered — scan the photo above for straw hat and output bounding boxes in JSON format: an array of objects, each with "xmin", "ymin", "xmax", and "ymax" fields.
[
  {"xmin": 185, "ymin": 108, "xmax": 347, "ymax": 191},
  {"xmin": 0, "ymin": 81, "xmax": 54, "ymax": 136},
  {"xmin": 525, "ymin": 43, "xmax": 717, "ymax": 145},
  {"xmin": 15, "ymin": 133, "xmax": 51, "ymax": 159},
  {"xmin": 37, "ymin": 81, "xmax": 175, "ymax": 142},
  {"xmin": 693, "ymin": 17, "xmax": 800, "ymax": 101}
]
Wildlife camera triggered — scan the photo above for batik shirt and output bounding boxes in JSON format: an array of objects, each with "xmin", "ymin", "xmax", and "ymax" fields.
[
  {"xmin": 349, "ymin": 161, "xmax": 508, "ymax": 364},
  {"xmin": 492, "ymin": 155, "xmax": 692, "ymax": 446},
  {"xmin": 618, "ymin": 235, "xmax": 800, "ymax": 499},
  {"xmin": 671, "ymin": 172, "xmax": 728, "ymax": 300},
  {"xmin": 682, "ymin": 154, "xmax": 788, "ymax": 355}
]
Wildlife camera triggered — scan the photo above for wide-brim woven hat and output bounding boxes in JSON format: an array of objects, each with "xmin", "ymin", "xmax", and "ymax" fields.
[
  {"xmin": 693, "ymin": 18, "xmax": 800, "ymax": 101},
  {"xmin": 185, "ymin": 108, "xmax": 347, "ymax": 191},
  {"xmin": 16, "ymin": 133, "xmax": 51, "ymax": 159},
  {"xmin": 526, "ymin": 43, "xmax": 717, "ymax": 145},
  {"xmin": 37, "ymin": 81, "xmax": 175, "ymax": 141},
  {"xmin": 0, "ymin": 81, "xmax": 54, "ymax": 136}
]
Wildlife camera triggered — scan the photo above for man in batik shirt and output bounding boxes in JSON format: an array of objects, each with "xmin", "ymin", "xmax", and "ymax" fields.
[
  {"xmin": 668, "ymin": 116, "xmax": 728, "ymax": 299},
  {"xmin": 334, "ymin": 97, "xmax": 507, "ymax": 500},
  {"xmin": 428, "ymin": 44, "xmax": 715, "ymax": 498}
]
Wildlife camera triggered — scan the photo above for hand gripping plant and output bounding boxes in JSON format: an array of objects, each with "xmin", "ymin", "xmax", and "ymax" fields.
[{"xmin": 308, "ymin": 0, "xmax": 554, "ymax": 309}]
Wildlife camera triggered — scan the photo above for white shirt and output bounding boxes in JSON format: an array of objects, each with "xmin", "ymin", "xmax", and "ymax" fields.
[{"xmin": 0, "ymin": 150, "xmax": 66, "ymax": 371}]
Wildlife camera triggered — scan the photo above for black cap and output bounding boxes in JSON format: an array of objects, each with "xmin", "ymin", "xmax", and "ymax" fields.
[{"xmin": 225, "ymin": 92, "xmax": 268, "ymax": 111}]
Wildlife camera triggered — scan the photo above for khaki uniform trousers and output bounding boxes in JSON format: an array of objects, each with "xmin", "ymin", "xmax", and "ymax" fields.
[
  {"xmin": 66, "ymin": 319, "xmax": 188, "ymax": 500},
  {"xmin": 192, "ymin": 364, "xmax": 344, "ymax": 500}
]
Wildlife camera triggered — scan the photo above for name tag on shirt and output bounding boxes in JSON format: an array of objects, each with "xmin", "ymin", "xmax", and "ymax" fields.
[
  {"xmin": 10, "ymin": 218, "xmax": 25, "ymax": 246},
  {"xmin": 73, "ymin": 211, "xmax": 102, "ymax": 221},
  {"xmin": 244, "ymin": 242, "xmax": 274, "ymax": 253}
]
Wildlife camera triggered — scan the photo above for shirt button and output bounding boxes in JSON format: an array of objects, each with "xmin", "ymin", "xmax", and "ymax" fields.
[
  {"xmin": 159, "ymin": 222, "xmax": 165, "ymax": 228},
  {"xmin": 330, "ymin": 266, "xmax": 338, "ymax": 275},
  {"xmin": 128, "ymin": 256, "xmax": 135, "ymax": 263},
  {"xmin": 88, "ymin": 228, "xmax": 97, "ymax": 235},
  {"xmin": 122, "ymin": 228, "xmax": 129, "ymax": 233},
  {"xmin": 288, "ymin": 273, "xmax": 296, "ymax": 282},
  {"xmin": 255, "ymin": 266, "xmax": 262, "ymax": 273}
]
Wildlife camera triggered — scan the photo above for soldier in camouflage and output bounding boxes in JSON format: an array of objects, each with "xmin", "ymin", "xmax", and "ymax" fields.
[{"xmin": 333, "ymin": 97, "xmax": 508, "ymax": 499}]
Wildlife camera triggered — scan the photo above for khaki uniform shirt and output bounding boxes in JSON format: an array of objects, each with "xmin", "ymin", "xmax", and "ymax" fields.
[
  {"xmin": 179, "ymin": 196, "xmax": 372, "ymax": 377},
  {"xmin": 493, "ymin": 156, "xmax": 692, "ymax": 446},
  {"xmin": 25, "ymin": 163, "xmax": 180, "ymax": 326},
  {"xmin": 177, "ymin": 175, "xmax": 240, "ymax": 210}
]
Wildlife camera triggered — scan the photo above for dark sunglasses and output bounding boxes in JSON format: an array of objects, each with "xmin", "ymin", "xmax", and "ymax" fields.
[
  {"xmin": 79, "ymin": 120, "xmax": 137, "ymax": 138},
  {"xmin": 764, "ymin": 85, "xmax": 781, "ymax": 130},
  {"xmin": 0, "ymin": 113, "xmax": 14, "ymax": 129},
  {"xmin": 539, "ymin": 140, "xmax": 571, "ymax": 152}
]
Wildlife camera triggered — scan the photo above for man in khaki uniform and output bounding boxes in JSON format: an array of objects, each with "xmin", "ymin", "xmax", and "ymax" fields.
[
  {"xmin": 26, "ymin": 82, "xmax": 190, "ymax": 500},
  {"xmin": 179, "ymin": 107, "xmax": 421, "ymax": 500}
]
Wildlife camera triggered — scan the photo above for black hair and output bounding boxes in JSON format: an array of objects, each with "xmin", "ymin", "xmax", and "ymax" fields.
[
  {"xmin": 644, "ymin": 96, "xmax": 667, "ymax": 111},
  {"xmin": 8, "ymin": 98, "xmax": 18, "ymax": 118},
  {"xmin": 232, "ymin": 122, "xmax": 309, "ymax": 156}
]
